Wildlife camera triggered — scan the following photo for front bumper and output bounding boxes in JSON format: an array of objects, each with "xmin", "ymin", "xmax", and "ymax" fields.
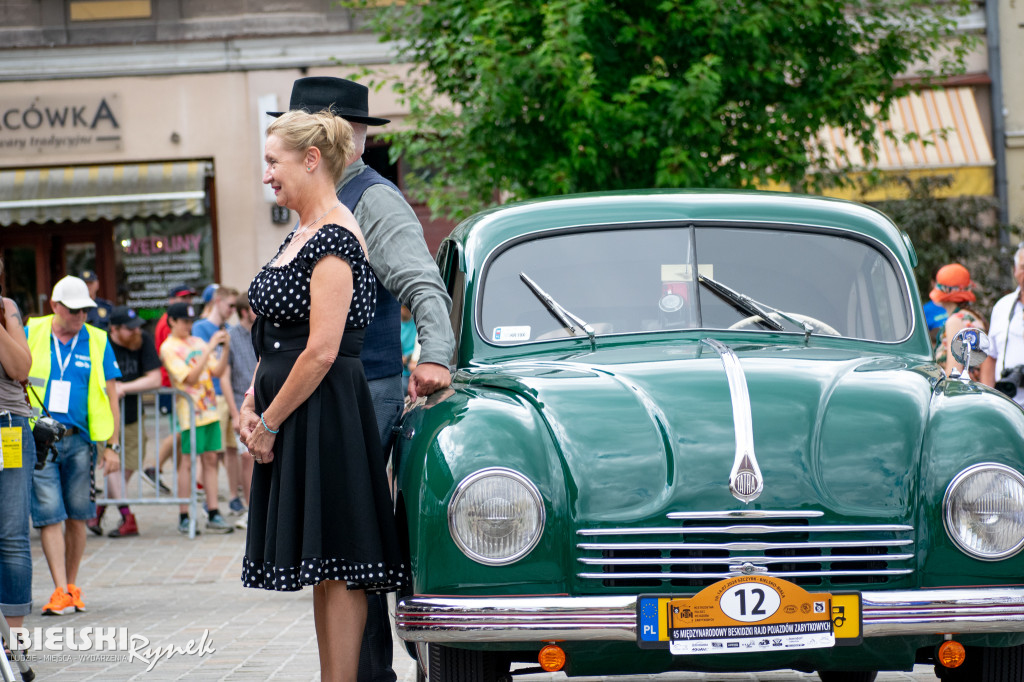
[{"xmin": 397, "ymin": 588, "xmax": 1024, "ymax": 642}]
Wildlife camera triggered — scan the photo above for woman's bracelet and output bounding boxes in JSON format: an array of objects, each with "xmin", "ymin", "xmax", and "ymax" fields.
[{"xmin": 260, "ymin": 413, "xmax": 279, "ymax": 434}]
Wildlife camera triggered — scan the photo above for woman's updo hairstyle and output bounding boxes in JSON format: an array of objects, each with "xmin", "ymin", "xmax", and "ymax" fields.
[{"xmin": 267, "ymin": 108, "xmax": 355, "ymax": 183}]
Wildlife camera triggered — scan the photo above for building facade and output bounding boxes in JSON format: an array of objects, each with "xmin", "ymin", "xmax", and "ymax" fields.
[{"xmin": 0, "ymin": 0, "xmax": 453, "ymax": 318}]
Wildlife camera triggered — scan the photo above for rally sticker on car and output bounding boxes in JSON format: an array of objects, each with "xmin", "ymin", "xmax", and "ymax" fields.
[
  {"xmin": 637, "ymin": 576, "xmax": 856, "ymax": 655},
  {"xmin": 493, "ymin": 326, "xmax": 531, "ymax": 342}
]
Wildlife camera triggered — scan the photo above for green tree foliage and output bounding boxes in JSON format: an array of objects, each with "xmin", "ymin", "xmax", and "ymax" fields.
[
  {"xmin": 349, "ymin": 0, "xmax": 974, "ymax": 219},
  {"xmin": 871, "ymin": 175, "xmax": 1015, "ymax": 313}
]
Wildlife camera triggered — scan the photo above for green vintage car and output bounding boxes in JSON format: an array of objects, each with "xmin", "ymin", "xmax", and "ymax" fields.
[{"xmin": 393, "ymin": 191, "xmax": 1024, "ymax": 682}]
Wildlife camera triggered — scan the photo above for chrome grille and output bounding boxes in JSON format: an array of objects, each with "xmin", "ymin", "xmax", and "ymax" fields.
[{"xmin": 577, "ymin": 510, "xmax": 915, "ymax": 589}]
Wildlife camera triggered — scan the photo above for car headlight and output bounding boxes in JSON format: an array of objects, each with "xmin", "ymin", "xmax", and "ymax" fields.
[
  {"xmin": 448, "ymin": 467, "xmax": 545, "ymax": 565},
  {"xmin": 944, "ymin": 463, "xmax": 1024, "ymax": 561}
]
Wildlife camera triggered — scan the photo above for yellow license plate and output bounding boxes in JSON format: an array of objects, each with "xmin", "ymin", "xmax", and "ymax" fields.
[{"xmin": 637, "ymin": 576, "xmax": 862, "ymax": 654}]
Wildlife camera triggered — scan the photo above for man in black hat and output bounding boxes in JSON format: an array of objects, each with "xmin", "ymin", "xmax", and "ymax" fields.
[
  {"xmin": 261, "ymin": 75, "xmax": 455, "ymax": 682},
  {"xmin": 81, "ymin": 270, "xmax": 113, "ymax": 331}
]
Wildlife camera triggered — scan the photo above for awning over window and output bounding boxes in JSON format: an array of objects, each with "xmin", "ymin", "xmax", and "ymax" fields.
[
  {"xmin": 761, "ymin": 87, "xmax": 994, "ymax": 200},
  {"xmin": 818, "ymin": 86, "xmax": 994, "ymax": 200},
  {"xmin": 0, "ymin": 160, "xmax": 211, "ymax": 227}
]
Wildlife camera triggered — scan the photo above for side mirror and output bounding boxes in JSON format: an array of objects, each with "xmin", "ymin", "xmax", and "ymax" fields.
[{"xmin": 950, "ymin": 328, "xmax": 990, "ymax": 377}]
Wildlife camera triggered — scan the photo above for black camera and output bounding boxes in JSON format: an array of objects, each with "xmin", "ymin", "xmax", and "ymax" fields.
[
  {"xmin": 995, "ymin": 364, "xmax": 1024, "ymax": 398},
  {"xmin": 32, "ymin": 416, "xmax": 67, "ymax": 470}
]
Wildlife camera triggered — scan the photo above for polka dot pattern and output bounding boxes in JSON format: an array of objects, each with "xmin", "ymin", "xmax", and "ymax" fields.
[
  {"xmin": 240, "ymin": 555, "xmax": 407, "ymax": 594},
  {"xmin": 249, "ymin": 225, "xmax": 376, "ymax": 327}
]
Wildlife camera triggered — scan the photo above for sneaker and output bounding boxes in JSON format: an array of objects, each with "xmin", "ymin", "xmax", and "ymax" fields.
[
  {"xmin": 178, "ymin": 517, "xmax": 200, "ymax": 535},
  {"xmin": 41, "ymin": 587, "xmax": 75, "ymax": 616},
  {"xmin": 205, "ymin": 511, "xmax": 234, "ymax": 534},
  {"xmin": 228, "ymin": 497, "xmax": 247, "ymax": 515},
  {"xmin": 108, "ymin": 513, "xmax": 139, "ymax": 538},
  {"xmin": 67, "ymin": 584, "xmax": 86, "ymax": 612},
  {"xmin": 234, "ymin": 515, "xmax": 248, "ymax": 530},
  {"xmin": 140, "ymin": 467, "xmax": 172, "ymax": 494},
  {"xmin": 86, "ymin": 515, "xmax": 103, "ymax": 536}
]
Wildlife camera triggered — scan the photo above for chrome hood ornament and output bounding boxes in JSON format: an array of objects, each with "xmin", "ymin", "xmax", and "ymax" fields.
[{"xmin": 701, "ymin": 339, "xmax": 763, "ymax": 503}]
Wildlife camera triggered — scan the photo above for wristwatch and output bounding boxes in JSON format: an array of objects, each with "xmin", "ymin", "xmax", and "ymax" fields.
[{"xmin": 106, "ymin": 443, "xmax": 122, "ymax": 454}]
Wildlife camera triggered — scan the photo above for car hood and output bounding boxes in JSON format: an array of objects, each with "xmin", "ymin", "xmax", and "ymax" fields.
[{"xmin": 466, "ymin": 341, "xmax": 937, "ymax": 523}]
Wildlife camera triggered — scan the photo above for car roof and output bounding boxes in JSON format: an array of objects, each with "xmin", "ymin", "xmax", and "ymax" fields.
[{"xmin": 447, "ymin": 189, "xmax": 912, "ymax": 271}]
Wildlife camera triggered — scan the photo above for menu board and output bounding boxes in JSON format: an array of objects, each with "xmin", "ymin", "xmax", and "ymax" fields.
[{"xmin": 115, "ymin": 216, "xmax": 213, "ymax": 315}]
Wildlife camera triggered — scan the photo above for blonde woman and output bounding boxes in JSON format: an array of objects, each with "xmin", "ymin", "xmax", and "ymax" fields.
[{"xmin": 239, "ymin": 109, "xmax": 405, "ymax": 682}]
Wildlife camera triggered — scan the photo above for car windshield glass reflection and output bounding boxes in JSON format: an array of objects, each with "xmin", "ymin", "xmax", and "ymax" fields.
[{"xmin": 479, "ymin": 225, "xmax": 911, "ymax": 344}]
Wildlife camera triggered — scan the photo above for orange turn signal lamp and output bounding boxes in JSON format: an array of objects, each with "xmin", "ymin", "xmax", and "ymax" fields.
[
  {"xmin": 538, "ymin": 644, "xmax": 566, "ymax": 672},
  {"xmin": 937, "ymin": 639, "xmax": 966, "ymax": 669}
]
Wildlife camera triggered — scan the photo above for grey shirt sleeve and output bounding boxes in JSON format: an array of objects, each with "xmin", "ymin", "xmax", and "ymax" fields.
[{"xmin": 355, "ymin": 184, "xmax": 455, "ymax": 368}]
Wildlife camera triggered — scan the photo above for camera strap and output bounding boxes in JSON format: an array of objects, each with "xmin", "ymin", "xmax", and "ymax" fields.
[
  {"xmin": 25, "ymin": 383, "xmax": 57, "ymax": 421},
  {"xmin": 1001, "ymin": 295, "xmax": 1022, "ymax": 371}
]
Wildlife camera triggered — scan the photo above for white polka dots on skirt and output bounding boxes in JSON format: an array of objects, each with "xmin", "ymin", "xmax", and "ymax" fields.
[{"xmin": 241, "ymin": 555, "xmax": 407, "ymax": 594}]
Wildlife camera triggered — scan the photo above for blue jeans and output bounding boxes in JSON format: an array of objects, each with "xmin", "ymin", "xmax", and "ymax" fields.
[
  {"xmin": 31, "ymin": 432, "xmax": 97, "ymax": 527},
  {"xmin": 0, "ymin": 414, "xmax": 36, "ymax": 617}
]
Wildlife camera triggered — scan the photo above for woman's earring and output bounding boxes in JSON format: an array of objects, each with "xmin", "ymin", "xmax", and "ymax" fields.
[{"xmin": 307, "ymin": 167, "xmax": 311, "ymax": 171}]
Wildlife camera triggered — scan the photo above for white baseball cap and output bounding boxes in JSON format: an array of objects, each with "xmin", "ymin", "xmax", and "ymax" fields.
[{"xmin": 51, "ymin": 276, "xmax": 97, "ymax": 309}]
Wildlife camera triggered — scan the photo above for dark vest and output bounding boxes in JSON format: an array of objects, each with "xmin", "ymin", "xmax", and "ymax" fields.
[{"xmin": 339, "ymin": 166, "xmax": 404, "ymax": 381}]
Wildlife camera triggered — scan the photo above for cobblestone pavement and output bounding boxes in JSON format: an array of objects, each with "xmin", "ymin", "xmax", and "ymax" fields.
[{"xmin": 10, "ymin": 501, "xmax": 943, "ymax": 681}]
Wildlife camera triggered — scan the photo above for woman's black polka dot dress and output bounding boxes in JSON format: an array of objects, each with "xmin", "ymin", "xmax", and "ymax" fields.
[{"xmin": 241, "ymin": 225, "xmax": 406, "ymax": 594}]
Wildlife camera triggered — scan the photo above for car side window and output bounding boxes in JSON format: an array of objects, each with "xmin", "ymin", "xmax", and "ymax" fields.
[{"xmin": 436, "ymin": 240, "xmax": 464, "ymax": 366}]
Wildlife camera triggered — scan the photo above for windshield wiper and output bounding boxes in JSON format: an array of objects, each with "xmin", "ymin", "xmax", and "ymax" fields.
[
  {"xmin": 519, "ymin": 272, "xmax": 596, "ymax": 350},
  {"xmin": 696, "ymin": 274, "xmax": 788, "ymax": 333}
]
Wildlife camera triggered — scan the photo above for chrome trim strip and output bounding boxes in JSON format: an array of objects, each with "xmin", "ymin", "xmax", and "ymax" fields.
[
  {"xmin": 577, "ymin": 569, "xmax": 914, "ymax": 579},
  {"xmin": 578, "ymin": 540, "xmax": 914, "ymax": 551},
  {"xmin": 396, "ymin": 588, "xmax": 1024, "ymax": 642},
  {"xmin": 701, "ymin": 338, "xmax": 762, "ymax": 503},
  {"xmin": 577, "ymin": 524, "xmax": 914, "ymax": 535},
  {"xmin": 577, "ymin": 553, "xmax": 915, "ymax": 565},
  {"xmin": 666, "ymin": 510, "xmax": 825, "ymax": 520}
]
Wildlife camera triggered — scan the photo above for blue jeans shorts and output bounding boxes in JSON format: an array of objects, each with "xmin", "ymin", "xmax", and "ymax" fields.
[
  {"xmin": 0, "ymin": 413, "xmax": 36, "ymax": 616},
  {"xmin": 31, "ymin": 431, "xmax": 97, "ymax": 527}
]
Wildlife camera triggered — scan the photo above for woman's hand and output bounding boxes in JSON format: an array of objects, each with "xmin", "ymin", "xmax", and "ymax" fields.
[
  {"xmin": 245, "ymin": 416, "xmax": 276, "ymax": 464},
  {"xmin": 238, "ymin": 399, "xmax": 259, "ymax": 448}
]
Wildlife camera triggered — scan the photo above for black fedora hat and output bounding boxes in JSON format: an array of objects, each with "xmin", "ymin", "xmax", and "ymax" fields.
[{"xmin": 268, "ymin": 77, "xmax": 391, "ymax": 126}]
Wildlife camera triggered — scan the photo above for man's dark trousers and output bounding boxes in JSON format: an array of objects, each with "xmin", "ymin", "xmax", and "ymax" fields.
[{"xmin": 360, "ymin": 374, "xmax": 405, "ymax": 682}]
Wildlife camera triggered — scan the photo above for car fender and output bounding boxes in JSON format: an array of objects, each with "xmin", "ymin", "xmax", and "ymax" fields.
[
  {"xmin": 395, "ymin": 383, "xmax": 569, "ymax": 594},
  {"xmin": 918, "ymin": 379, "xmax": 1024, "ymax": 585}
]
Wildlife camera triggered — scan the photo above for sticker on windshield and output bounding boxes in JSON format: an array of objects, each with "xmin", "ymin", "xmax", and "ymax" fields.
[
  {"xmin": 661, "ymin": 264, "xmax": 714, "ymax": 281},
  {"xmin": 493, "ymin": 326, "xmax": 531, "ymax": 342}
]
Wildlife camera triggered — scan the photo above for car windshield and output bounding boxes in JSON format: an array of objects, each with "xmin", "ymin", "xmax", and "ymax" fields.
[{"xmin": 479, "ymin": 225, "xmax": 912, "ymax": 344}]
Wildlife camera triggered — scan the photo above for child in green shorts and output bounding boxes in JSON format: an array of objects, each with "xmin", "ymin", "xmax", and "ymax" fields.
[{"xmin": 158, "ymin": 302, "xmax": 233, "ymax": 534}]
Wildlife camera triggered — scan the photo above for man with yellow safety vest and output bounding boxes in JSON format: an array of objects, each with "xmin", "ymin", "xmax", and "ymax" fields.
[{"xmin": 26, "ymin": 275, "xmax": 121, "ymax": 616}]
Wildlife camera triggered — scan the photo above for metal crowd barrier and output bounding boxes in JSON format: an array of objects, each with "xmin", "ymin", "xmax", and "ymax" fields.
[{"xmin": 94, "ymin": 388, "xmax": 200, "ymax": 539}]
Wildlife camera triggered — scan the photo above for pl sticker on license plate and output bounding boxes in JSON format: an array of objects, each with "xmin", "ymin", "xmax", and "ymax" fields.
[{"xmin": 640, "ymin": 576, "xmax": 836, "ymax": 655}]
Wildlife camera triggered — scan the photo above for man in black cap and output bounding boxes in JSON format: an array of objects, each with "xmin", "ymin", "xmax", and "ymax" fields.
[
  {"xmin": 81, "ymin": 270, "xmax": 113, "ymax": 331},
  {"xmin": 259, "ymin": 75, "xmax": 456, "ymax": 682},
  {"xmin": 88, "ymin": 306, "xmax": 162, "ymax": 538}
]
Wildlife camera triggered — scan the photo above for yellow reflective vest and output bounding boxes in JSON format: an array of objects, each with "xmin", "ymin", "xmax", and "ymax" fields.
[{"xmin": 26, "ymin": 315, "xmax": 114, "ymax": 442}]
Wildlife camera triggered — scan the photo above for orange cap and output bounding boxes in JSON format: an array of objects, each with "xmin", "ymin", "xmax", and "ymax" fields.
[{"xmin": 930, "ymin": 263, "xmax": 976, "ymax": 304}]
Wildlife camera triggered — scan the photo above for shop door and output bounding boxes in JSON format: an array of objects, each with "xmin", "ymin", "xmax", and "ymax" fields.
[{"xmin": 0, "ymin": 222, "xmax": 110, "ymax": 319}]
